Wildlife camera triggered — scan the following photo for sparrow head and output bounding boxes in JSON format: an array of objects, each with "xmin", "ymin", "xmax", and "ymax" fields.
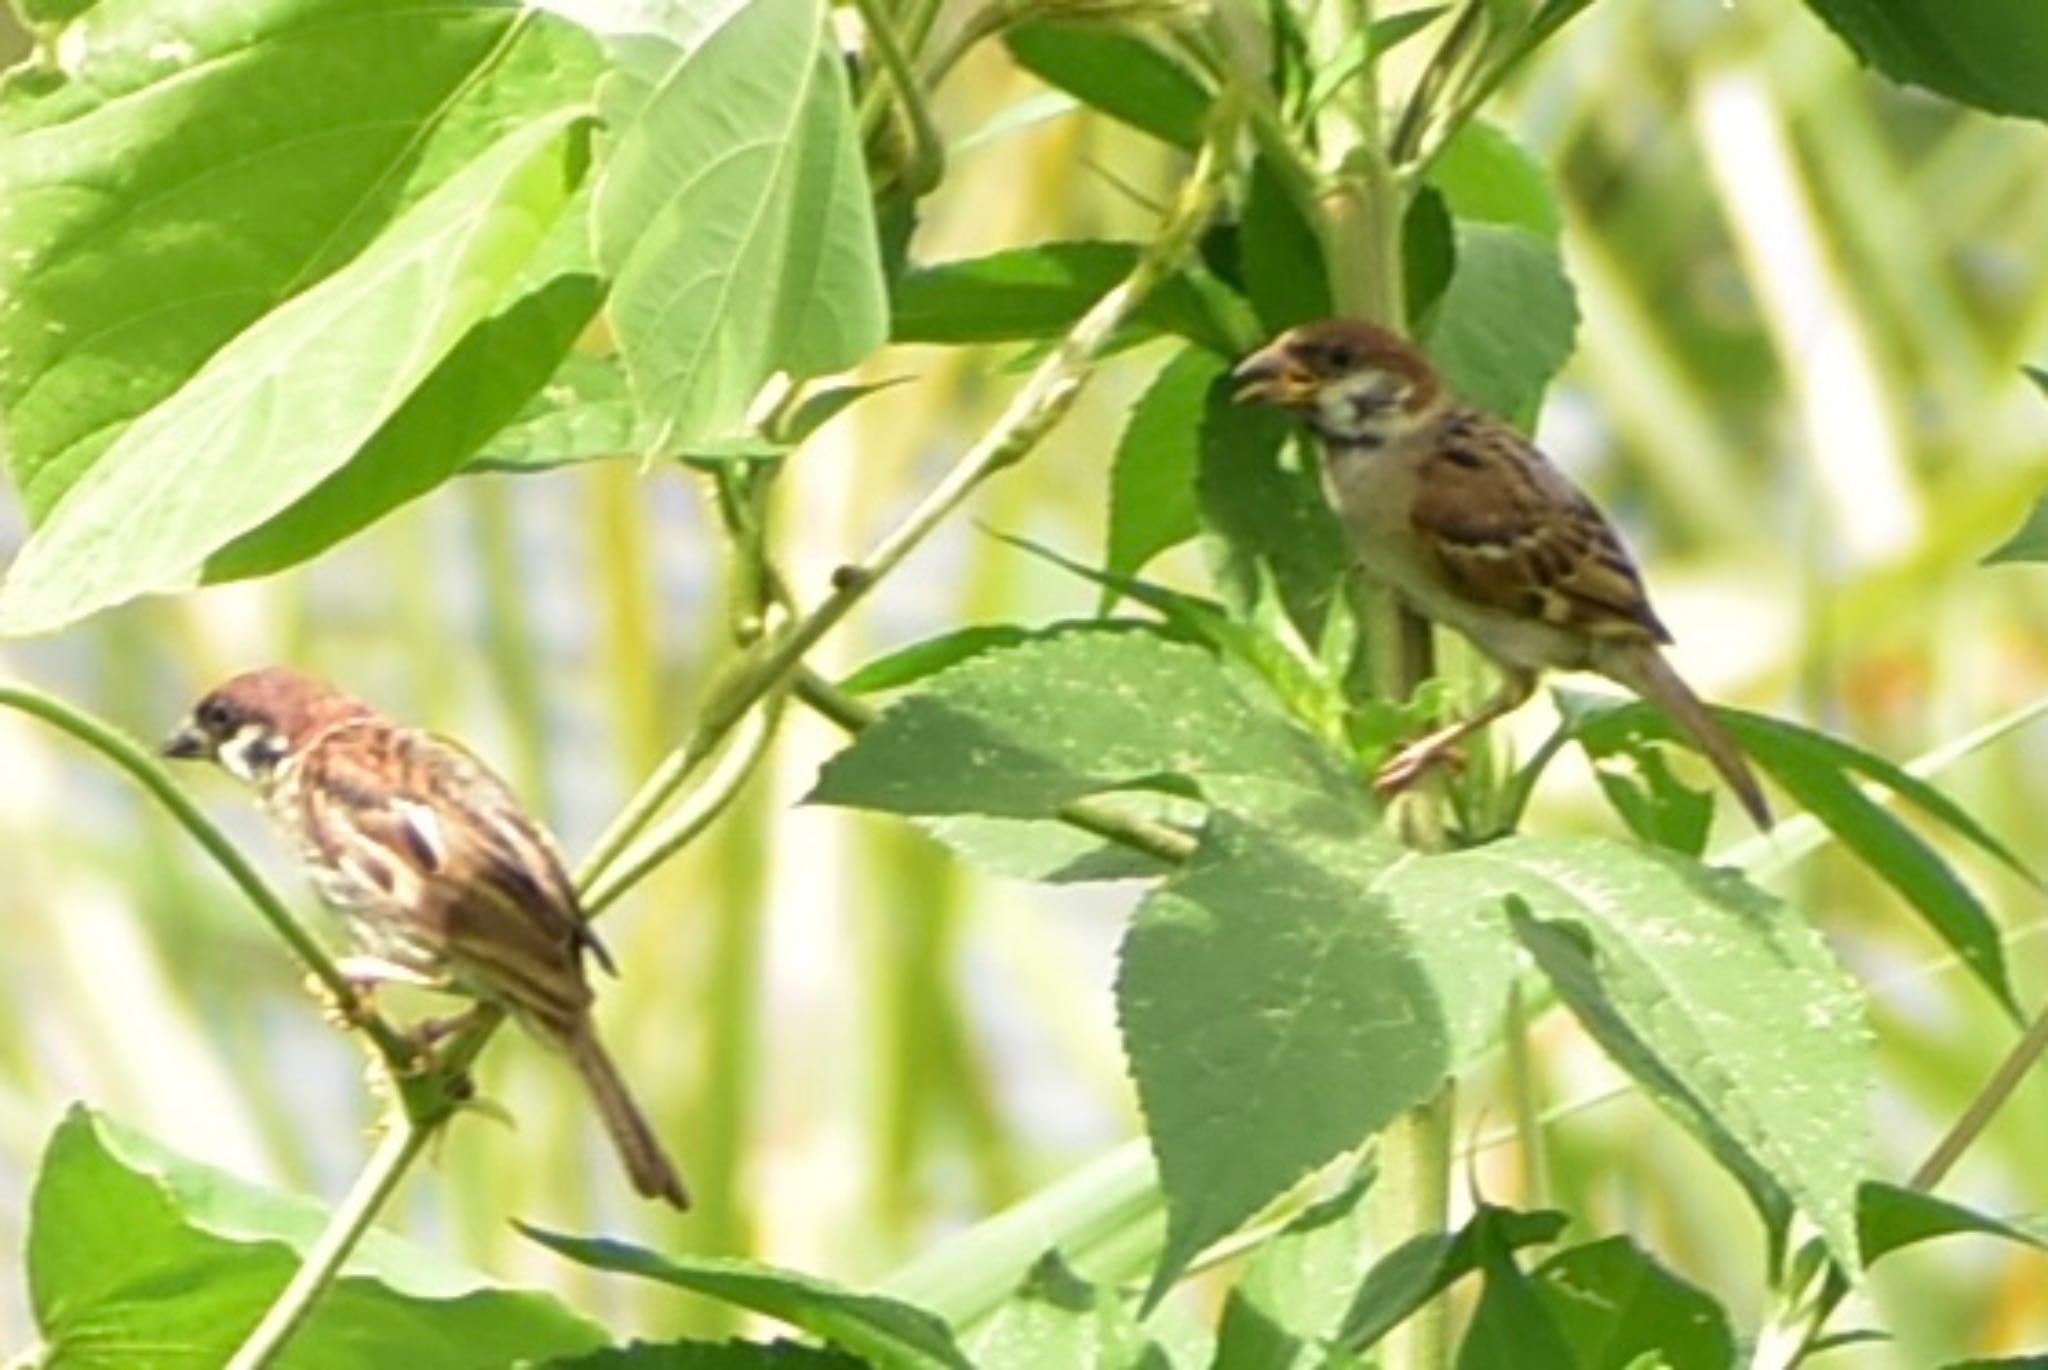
[
  {"xmin": 162, "ymin": 667, "xmax": 369, "ymax": 786},
  {"xmin": 1233, "ymin": 319, "xmax": 1443, "ymax": 440}
]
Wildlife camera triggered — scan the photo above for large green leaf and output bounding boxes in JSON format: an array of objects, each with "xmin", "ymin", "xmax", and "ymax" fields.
[
  {"xmin": 1004, "ymin": 23, "xmax": 1210, "ymax": 151},
  {"xmin": 1491, "ymin": 839, "xmax": 1868, "ymax": 1268},
  {"xmin": 1106, "ymin": 348, "xmax": 1219, "ymax": 587},
  {"xmin": 1427, "ymin": 121, "xmax": 1561, "ymax": 241},
  {"xmin": 594, "ymin": 0, "xmax": 886, "ymax": 450},
  {"xmin": 1120, "ymin": 789, "xmax": 1473, "ymax": 1300},
  {"xmin": 0, "ymin": 110, "xmax": 591, "ymax": 635},
  {"xmin": 546, "ymin": 1344, "xmax": 861, "ymax": 1368},
  {"xmin": 1417, "ymin": 222, "xmax": 1578, "ymax": 426},
  {"xmin": 27, "ymin": 1108, "xmax": 604, "ymax": 1369},
  {"xmin": 1234, "ymin": 156, "xmax": 1331, "ymax": 335},
  {"xmin": 1529, "ymin": 1236, "xmax": 1736, "ymax": 1369},
  {"xmin": 1800, "ymin": 1, "xmax": 2048, "ymax": 122},
  {"xmin": 521, "ymin": 1228, "xmax": 971, "ymax": 1370},
  {"xmin": 809, "ymin": 627, "xmax": 1349, "ymax": 819},
  {"xmin": 0, "ymin": 1, "xmax": 601, "ymax": 518}
]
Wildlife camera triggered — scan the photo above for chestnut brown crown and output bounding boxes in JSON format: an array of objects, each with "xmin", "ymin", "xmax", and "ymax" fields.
[
  {"xmin": 1232, "ymin": 319, "xmax": 1443, "ymax": 432},
  {"xmin": 162, "ymin": 667, "xmax": 370, "ymax": 783}
]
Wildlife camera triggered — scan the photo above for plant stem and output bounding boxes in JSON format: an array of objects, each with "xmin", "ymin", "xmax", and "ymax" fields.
[
  {"xmin": 0, "ymin": 685, "xmax": 419, "ymax": 1080},
  {"xmin": 851, "ymin": 0, "xmax": 944, "ymax": 195},
  {"xmin": 223, "ymin": 1120, "xmax": 433, "ymax": 1370}
]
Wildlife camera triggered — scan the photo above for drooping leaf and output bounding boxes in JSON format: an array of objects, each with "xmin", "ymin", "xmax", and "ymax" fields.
[
  {"xmin": 968, "ymin": 1252, "xmax": 1168, "ymax": 1370},
  {"xmin": 1337, "ymin": 1207, "xmax": 1570, "ymax": 1352},
  {"xmin": 809, "ymin": 626, "xmax": 1350, "ymax": 819},
  {"xmin": 1984, "ymin": 492, "xmax": 2048, "ymax": 566},
  {"xmin": 1238, "ymin": 157, "xmax": 1332, "ymax": 334},
  {"xmin": 1529, "ymin": 1236, "xmax": 1737, "ymax": 1370},
  {"xmin": 1457, "ymin": 1207, "xmax": 1576, "ymax": 1370},
  {"xmin": 1417, "ymin": 221, "xmax": 1578, "ymax": 426},
  {"xmin": 890, "ymin": 241, "xmax": 1234, "ymax": 353},
  {"xmin": 1567, "ymin": 695, "xmax": 2027, "ymax": 1016},
  {"xmin": 594, "ymin": 0, "xmax": 887, "ymax": 450},
  {"xmin": 1212, "ymin": 1169, "xmax": 1379, "ymax": 1370},
  {"xmin": 1858, "ymin": 1181, "xmax": 2047, "ymax": 1267},
  {"xmin": 1799, "ymin": 0, "xmax": 2048, "ymax": 122},
  {"xmin": 1493, "ymin": 839, "xmax": 1868, "ymax": 1269},
  {"xmin": 1004, "ymin": 23, "xmax": 1211, "ymax": 151},
  {"xmin": 0, "ymin": 1, "xmax": 602, "ymax": 519},
  {"xmin": 1106, "ymin": 348, "xmax": 1222, "ymax": 590},
  {"xmin": 0, "ymin": 111, "xmax": 592, "ymax": 635},
  {"xmin": 520, "ymin": 1228, "xmax": 972, "ymax": 1370},
  {"xmin": 1119, "ymin": 800, "xmax": 1447, "ymax": 1300},
  {"xmin": 1427, "ymin": 121, "xmax": 1562, "ymax": 240},
  {"xmin": 27, "ymin": 1108, "xmax": 605, "ymax": 1369}
]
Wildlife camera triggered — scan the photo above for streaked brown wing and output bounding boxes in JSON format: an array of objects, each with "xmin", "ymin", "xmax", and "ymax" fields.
[
  {"xmin": 1410, "ymin": 412, "xmax": 1671, "ymax": 644},
  {"xmin": 296, "ymin": 723, "xmax": 598, "ymax": 1033}
]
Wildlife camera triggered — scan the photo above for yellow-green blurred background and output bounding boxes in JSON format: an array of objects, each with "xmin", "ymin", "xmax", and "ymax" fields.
[{"xmin": 2, "ymin": 0, "xmax": 2047, "ymax": 1361}]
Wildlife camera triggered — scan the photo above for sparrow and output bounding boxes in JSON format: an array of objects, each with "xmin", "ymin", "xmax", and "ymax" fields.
[
  {"xmin": 163, "ymin": 667, "xmax": 690, "ymax": 1208},
  {"xmin": 1232, "ymin": 318, "xmax": 1771, "ymax": 829}
]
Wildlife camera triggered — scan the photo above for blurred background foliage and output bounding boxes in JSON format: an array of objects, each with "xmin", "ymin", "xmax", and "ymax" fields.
[{"xmin": 0, "ymin": 0, "xmax": 2046, "ymax": 1362}]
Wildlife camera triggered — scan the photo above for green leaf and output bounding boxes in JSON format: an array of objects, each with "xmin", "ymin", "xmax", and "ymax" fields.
[
  {"xmin": 1529, "ymin": 1236, "xmax": 1736, "ymax": 1370},
  {"xmin": 968, "ymin": 1252, "xmax": 1167, "ymax": 1369},
  {"xmin": 1005, "ymin": 23, "xmax": 1211, "ymax": 150},
  {"xmin": 1417, "ymin": 222, "xmax": 1578, "ymax": 425},
  {"xmin": 1107, "ymin": 348, "xmax": 1220, "ymax": 588},
  {"xmin": 918, "ymin": 803, "xmax": 1190, "ymax": 884},
  {"xmin": 1238, "ymin": 156, "xmax": 1332, "ymax": 334},
  {"xmin": 841, "ymin": 625, "xmax": 1045, "ymax": 694},
  {"xmin": 1570, "ymin": 697, "xmax": 2028, "ymax": 1016},
  {"xmin": 0, "ymin": 2, "xmax": 601, "ymax": 520},
  {"xmin": 1212, "ymin": 1170, "xmax": 1379, "ymax": 1369},
  {"xmin": 1427, "ymin": 121, "xmax": 1562, "ymax": 240},
  {"xmin": 1984, "ymin": 492, "xmax": 2048, "ymax": 565},
  {"xmin": 468, "ymin": 351, "xmax": 643, "ymax": 472},
  {"xmin": 1338, "ymin": 1207, "xmax": 1570, "ymax": 1352},
  {"xmin": 1799, "ymin": 0, "xmax": 2048, "ymax": 122},
  {"xmin": 28, "ymin": 1108, "xmax": 605, "ymax": 1369},
  {"xmin": 1120, "ymin": 799, "xmax": 1449, "ymax": 1300},
  {"xmin": 890, "ymin": 241, "xmax": 1234, "ymax": 352},
  {"xmin": 1857, "ymin": 1181, "xmax": 2047, "ymax": 1267},
  {"xmin": 211, "ymin": 270, "xmax": 604, "ymax": 578},
  {"xmin": 1196, "ymin": 375, "xmax": 1351, "ymax": 650},
  {"xmin": 594, "ymin": 0, "xmax": 887, "ymax": 450},
  {"xmin": 520, "ymin": 1228, "xmax": 972, "ymax": 1370},
  {"xmin": 809, "ymin": 626, "xmax": 1350, "ymax": 819},
  {"xmin": 545, "ymin": 1342, "xmax": 864, "ymax": 1368},
  {"xmin": 0, "ymin": 110, "xmax": 592, "ymax": 635},
  {"xmin": 1457, "ymin": 1208, "xmax": 1576, "ymax": 1370},
  {"xmin": 1402, "ymin": 187, "xmax": 1459, "ymax": 330},
  {"xmin": 1495, "ymin": 839, "xmax": 1869, "ymax": 1269}
]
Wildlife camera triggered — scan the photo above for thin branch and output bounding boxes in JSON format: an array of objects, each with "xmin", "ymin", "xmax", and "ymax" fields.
[{"xmin": 0, "ymin": 685, "xmax": 419, "ymax": 1080}]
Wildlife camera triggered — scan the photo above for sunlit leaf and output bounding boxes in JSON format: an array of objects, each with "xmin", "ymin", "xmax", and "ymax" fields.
[
  {"xmin": 0, "ymin": 112, "xmax": 592, "ymax": 634},
  {"xmin": 1106, "ymin": 348, "xmax": 1218, "ymax": 590},
  {"xmin": 968, "ymin": 1252, "xmax": 1165, "ymax": 1369},
  {"xmin": 1417, "ymin": 222, "xmax": 1578, "ymax": 426},
  {"xmin": 29, "ymin": 1108, "xmax": 604, "ymax": 1368},
  {"xmin": 1530, "ymin": 1236, "xmax": 1736, "ymax": 1369},
  {"xmin": 594, "ymin": 0, "xmax": 886, "ymax": 449},
  {"xmin": 1005, "ymin": 23, "xmax": 1210, "ymax": 150}
]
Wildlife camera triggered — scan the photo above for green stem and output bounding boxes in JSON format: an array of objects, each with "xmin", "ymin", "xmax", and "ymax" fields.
[
  {"xmin": 851, "ymin": 0, "xmax": 945, "ymax": 195},
  {"xmin": 0, "ymin": 685, "xmax": 418, "ymax": 1078},
  {"xmin": 583, "ymin": 109, "xmax": 1238, "ymax": 894},
  {"xmin": 223, "ymin": 1121, "xmax": 433, "ymax": 1370}
]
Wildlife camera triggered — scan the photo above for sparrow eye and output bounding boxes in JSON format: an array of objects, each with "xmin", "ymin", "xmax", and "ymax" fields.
[
  {"xmin": 1324, "ymin": 344, "xmax": 1356, "ymax": 369},
  {"xmin": 197, "ymin": 698, "xmax": 234, "ymax": 732}
]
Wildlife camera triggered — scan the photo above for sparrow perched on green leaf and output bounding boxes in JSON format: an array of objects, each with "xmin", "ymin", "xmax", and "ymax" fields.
[
  {"xmin": 164, "ymin": 667, "xmax": 689, "ymax": 1207},
  {"xmin": 1233, "ymin": 319, "xmax": 1770, "ymax": 828}
]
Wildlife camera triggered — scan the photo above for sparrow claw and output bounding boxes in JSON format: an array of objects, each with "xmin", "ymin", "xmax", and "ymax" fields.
[{"xmin": 1374, "ymin": 740, "xmax": 1465, "ymax": 796}]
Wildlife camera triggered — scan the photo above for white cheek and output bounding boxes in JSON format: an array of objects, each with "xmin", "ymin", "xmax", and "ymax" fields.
[{"xmin": 217, "ymin": 725, "xmax": 282, "ymax": 783}]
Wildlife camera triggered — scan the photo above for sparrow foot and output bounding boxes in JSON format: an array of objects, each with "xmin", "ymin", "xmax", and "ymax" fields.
[{"xmin": 1373, "ymin": 739, "xmax": 1465, "ymax": 796}]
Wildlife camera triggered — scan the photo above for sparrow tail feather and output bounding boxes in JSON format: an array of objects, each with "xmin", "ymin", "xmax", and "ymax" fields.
[
  {"xmin": 563, "ymin": 1022, "xmax": 690, "ymax": 1209},
  {"xmin": 1599, "ymin": 645, "xmax": 1772, "ymax": 831}
]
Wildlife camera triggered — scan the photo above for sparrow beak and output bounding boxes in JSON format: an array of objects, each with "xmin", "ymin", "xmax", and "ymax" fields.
[
  {"xmin": 1232, "ymin": 344, "xmax": 1310, "ymax": 406},
  {"xmin": 161, "ymin": 725, "xmax": 210, "ymax": 761}
]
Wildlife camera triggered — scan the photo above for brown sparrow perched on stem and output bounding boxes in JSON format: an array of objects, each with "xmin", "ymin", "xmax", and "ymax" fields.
[
  {"xmin": 1233, "ymin": 319, "xmax": 1771, "ymax": 829},
  {"xmin": 164, "ymin": 667, "xmax": 690, "ymax": 1207}
]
